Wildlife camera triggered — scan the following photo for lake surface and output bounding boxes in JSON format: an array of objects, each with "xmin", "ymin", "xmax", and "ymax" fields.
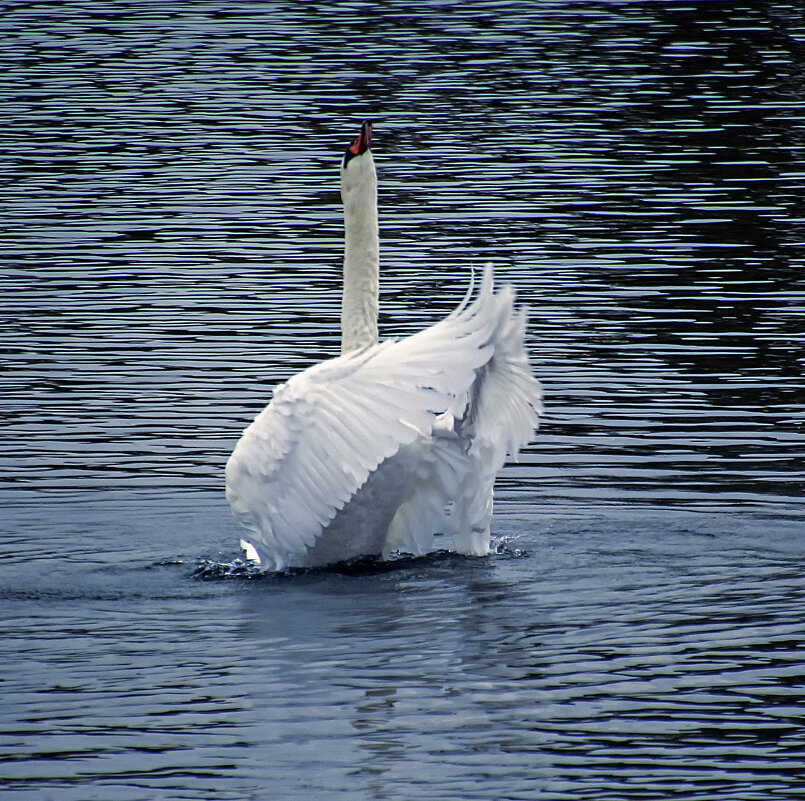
[{"xmin": 2, "ymin": 1, "xmax": 804, "ymax": 799}]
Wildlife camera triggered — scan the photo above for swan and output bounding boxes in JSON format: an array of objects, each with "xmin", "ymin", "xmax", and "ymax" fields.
[{"xmin": 225, "ymin": 121, "xmax": 542, "ymax": 571}]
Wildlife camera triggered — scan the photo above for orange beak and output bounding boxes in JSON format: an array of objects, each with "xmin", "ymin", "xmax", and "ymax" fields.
[{"xmin": 348, "ymin": 120, "xmax": 373, "ymax": 155}]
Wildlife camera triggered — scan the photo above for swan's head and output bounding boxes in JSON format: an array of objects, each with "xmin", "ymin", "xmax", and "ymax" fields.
[
  {"xmin": 343, "ymin": 120, "xmax": 372, "ymax": 166},
  {"xmin": 340, "ymin": 121, "xmax": 376, "ymax": 203}
]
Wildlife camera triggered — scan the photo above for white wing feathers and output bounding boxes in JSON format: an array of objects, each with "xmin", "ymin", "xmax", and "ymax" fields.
[
  {"xmin": 383, "ymin": 269, "xmax": 543, "ymax": 557},
  {"xmin": 225, "ymin": 265, "xmax": 541, "ymax": 570}
]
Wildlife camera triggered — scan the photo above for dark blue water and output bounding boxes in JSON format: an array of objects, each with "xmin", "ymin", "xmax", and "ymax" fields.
[{"xmin": 2, "ymin": 2, "xmax": 804, "ymax": 799}]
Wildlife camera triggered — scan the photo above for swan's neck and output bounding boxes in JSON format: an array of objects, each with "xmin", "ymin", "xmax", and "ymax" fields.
[{"xmin": 340, "ymin": 152, "xmax": 379, "ymax": 353}]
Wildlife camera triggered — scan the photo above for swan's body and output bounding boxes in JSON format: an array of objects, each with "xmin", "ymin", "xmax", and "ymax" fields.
[{"xmin": 225, "ymin": 122, "xmax": 542, "ymax": 571}]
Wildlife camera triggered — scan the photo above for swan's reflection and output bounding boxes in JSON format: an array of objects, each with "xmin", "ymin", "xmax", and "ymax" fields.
[{"xmin": 235, "ymin": 552, "xmax": 523, "ymax": 796}]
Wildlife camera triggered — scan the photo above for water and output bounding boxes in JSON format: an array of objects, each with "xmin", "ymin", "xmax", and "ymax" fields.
[{"xmin": 2, "ymin": 1, "xmax": 804, "ymax": 798}]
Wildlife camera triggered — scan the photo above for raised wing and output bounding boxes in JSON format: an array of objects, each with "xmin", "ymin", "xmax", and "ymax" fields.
[
  {"xmin": 225, "ymin": 268, "xmax": 513, "ymax": 570},
  {"xmin": 382, "ymin": 271, "xmax": 543, "ymax": 558}
]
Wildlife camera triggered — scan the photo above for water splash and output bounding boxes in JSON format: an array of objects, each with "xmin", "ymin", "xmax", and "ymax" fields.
[
  {"xmin": 491, "ymin": 535, "xmax": 530, "ymax": 559},
  {"xmin": 193, "ymin": 556, "xmax": 266, "ymax": 581},
  {"xmin": 193, "ymin": 543, "xmax": 527, "ymax": 580}
]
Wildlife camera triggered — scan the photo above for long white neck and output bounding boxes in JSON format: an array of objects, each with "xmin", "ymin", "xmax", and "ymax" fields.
[{"xmin": 340, "ymin": 151, "xmax": 379, "ymax": 353}]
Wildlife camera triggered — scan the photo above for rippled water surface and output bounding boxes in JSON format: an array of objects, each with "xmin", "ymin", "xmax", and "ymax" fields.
[{"xmin": 2, "ymin": 2, "xmax": 804, "ymax": 799}]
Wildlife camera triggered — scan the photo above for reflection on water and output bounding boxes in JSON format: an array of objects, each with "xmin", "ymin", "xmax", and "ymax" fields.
[
  {"xmin": 1, "ymin": 1, "xmax": 804, "ymax": 799},
  {"xmin": 5, "ymin": 507, "xmax": 802, "ymax": 800}
]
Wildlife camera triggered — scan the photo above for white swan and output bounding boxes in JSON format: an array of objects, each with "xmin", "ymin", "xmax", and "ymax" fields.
[{"xmin": 225, "ymin": 121, "xmax": 542, "ymax": 571}]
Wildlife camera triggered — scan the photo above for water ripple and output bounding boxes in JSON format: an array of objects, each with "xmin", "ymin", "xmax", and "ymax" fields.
[{"xmin": 1, "ymin": 2, "xmax": 804, "ymax": 799}]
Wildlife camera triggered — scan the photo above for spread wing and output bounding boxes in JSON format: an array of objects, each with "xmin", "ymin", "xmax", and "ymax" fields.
[{"xmin": 224, "ymin": 270, "xmax": 503, "ymax": 570}]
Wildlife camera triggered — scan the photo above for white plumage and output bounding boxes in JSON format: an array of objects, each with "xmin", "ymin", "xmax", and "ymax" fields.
[{"xmin": 225, "ymin": 122, "xmax": 542, "ymax": 571}]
